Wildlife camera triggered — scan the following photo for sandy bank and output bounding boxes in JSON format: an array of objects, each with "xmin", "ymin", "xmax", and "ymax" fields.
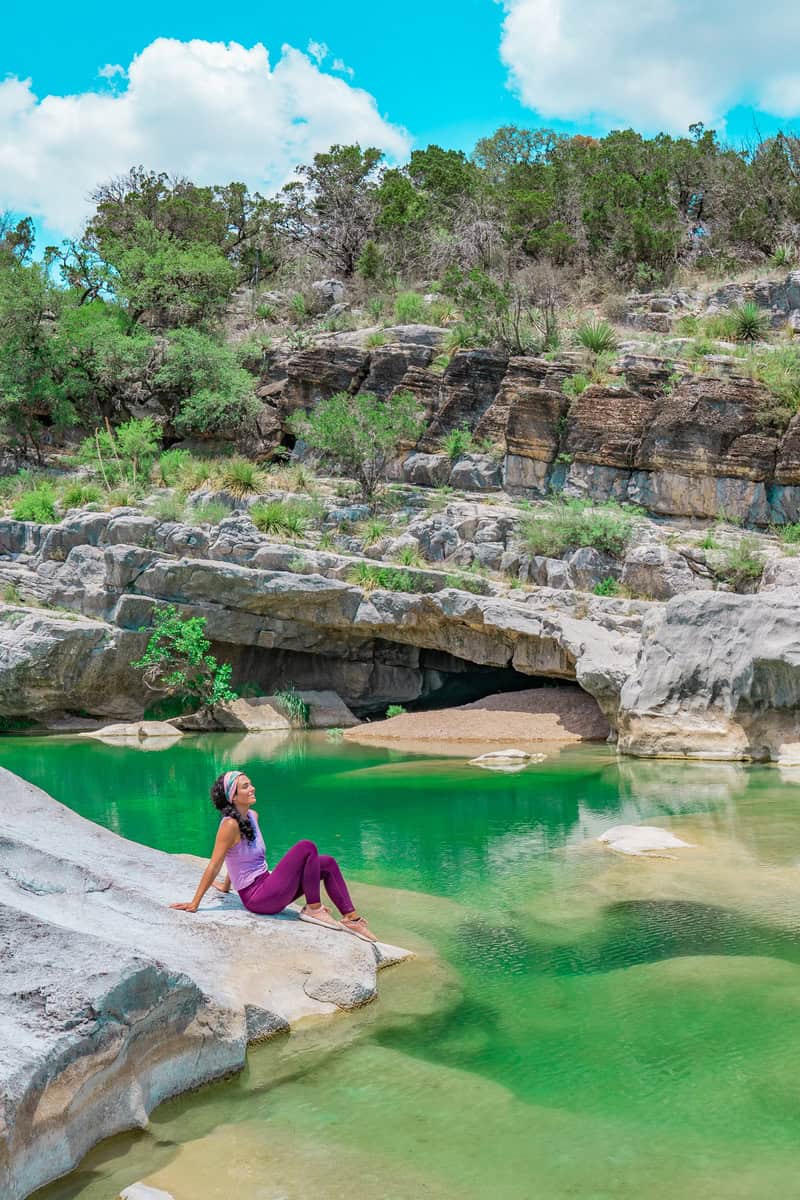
[{"xmin": 345, "ymin": 686, "xmax": 610, "ymax": 749}]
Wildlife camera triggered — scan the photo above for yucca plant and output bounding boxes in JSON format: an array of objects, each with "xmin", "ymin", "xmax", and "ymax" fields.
[
  {"xmin": 393, "ymin": 543, "xmax": 424, "ymax": 567},
  {"xmin": 359, "ymin": 517, "xmax": 391, "ymax": 546},
  {"xmin": 730, "ymin": 302, "xmax": 770, "ymax": 344},
  {"xmin": 250, "ymin": 498, "xmax": 320, "ymax": 538},
  {"xmin": 220, "ymin": 457, "xmax": 264, "ymax": 498},
  {"xmin": 770, "ymin": 244, "xmax": 797, "ymax": 268},
  {"xmin": 574, "ymin": 319, "xmax": 618, "ymax": 355}
]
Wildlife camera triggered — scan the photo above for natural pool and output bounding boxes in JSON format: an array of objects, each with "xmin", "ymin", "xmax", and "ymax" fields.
[{"xmin": 6, "ymin": 733, "xmax": 800, "ymax": 1200}]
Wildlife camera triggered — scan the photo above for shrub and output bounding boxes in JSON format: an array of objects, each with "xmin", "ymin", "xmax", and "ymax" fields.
[
  {"xmin": 715, "ymin": 535, "xmax": 765, "ymax": 590},
  {"xmin": 61, "ymin": 481, "xmax": 102, "ymax": 509},
  {"xmin": 290, "ymin": 389, "xmax": 425, "ymax": 501},
  {"xmin": 255, "ymin": 302, "xmax": 277, "ymax": 321},
  {"xmin": 444, "ymin": 572, "xmax": 486, "ymax": 594},
  {"xmin": 442, "ymin": 425, "xmax": 473, "ymax": 461},
  {"xmin": 317, "ymin": 530, "xmax": 335, "ymax": 551},
  {"xmin": 751, "ymin": 347, "xmax": 800, "ymax": 432},
  {"xmin": 780, "ymin": 522, "xmax": 800, "ymax": 545},
  {"xmin": 191, "ymin": 501, "xmax": 228, "ymax": 526},
  {"xmin": 770, "ymin": 244, "xmax": 796, "ymax": 268},
  {"xmin": 250, "ymin": 498, "xmax": 321, "ymax": 537},
  {"xmin": 386, "ymin": 704, "xmax": 407, "ymax": 718},
  {"xmin": 290, "ymin": 293, "xmax": 308, "ymax": 322},
  {"xmin": 78, "ymin": 417, "xmax": 160, "ymax": 490},
  {"xmin": 365, "ymin": 331, "xmax": 386, "ymax": 348},
  {"xmin": 444, "ymin": 323, "xmax": 478, "ymax": 354},
  {"xmin": 520, "ymin": 499, "xmax": 637, "ymax": 558},
  {"xmin": 574, "ymin": 319, "xmax": 618, "ymax": 355},
  {"xmin": 151, "ymin": 494, "xmax": 186, "ymax": 523},
  {"xmin": 703, "ymin": 311, "xmax": 739, "ymax": 340},
  {"xmin": 359, "ymin": 517, "xmax": 391, "ymax": 545},
  {"xmin": 132, "ymin": 604, "xmax": 238, "ymax": 715},
  {"xmin": 12, "ymin": 483, "xmax": 57, "ymax": 523},
  {"xmin": 675, "ymin": 314, "xmax": 700, "ymax": 336},
  {"xmin": 274, "ymin": 685, "xmax": 310, "ymax": 727},
  {"xmin": 593, "ymin": 577, "xmax": 621, "ymax": 596},
  {"xmin": 3, "ymin": 583, "xmax": 22, "ymax": 604},
  {"xmin": 562, "ymin": 373, "xmax": 590, "ymax": 397},
  {"xmin": 393, "ymin": 543, "xmax": 424, "ymax": 567},
  {"xmin": 158, "ymin": 448, "xmax": 191, "ymax": 487},
  {"xmin": 220, "ymin": 457, "xmax": 264, "ymax": 498},
  {"xmin": 698, "ymin": 531, "xmax": 719, "ymax": 550},
  {"xmin": 394, "ymin": 291, "xmax": 427, "ymax": 323},
  {"xmin": 430, "ymin": 353, "xmax": 450, "ymax": 374},
  {"xmin": 730, "ymin": 302, "xmax": 770, "ymax": 344},
  {"xmin": 347, "ymin": 563, "xmax": 423, "ymax": 593}
]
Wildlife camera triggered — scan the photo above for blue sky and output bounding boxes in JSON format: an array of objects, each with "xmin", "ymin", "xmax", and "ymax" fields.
[{"xmin": 2, "ymin": 0, "xmax": 799, "ymax": 244}]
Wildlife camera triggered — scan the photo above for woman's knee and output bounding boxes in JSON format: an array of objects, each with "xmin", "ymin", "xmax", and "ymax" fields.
[
  {"xmin": 296, "ymin": 838, "xmax": 318, "ymax": 856},
  {"xmin": 319, "ymin": 853, "xmax": 338, "ymax": 872}
]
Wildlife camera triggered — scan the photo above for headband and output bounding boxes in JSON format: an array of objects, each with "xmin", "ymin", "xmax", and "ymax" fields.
[{"xmin": 223, "ymin": 770, "xmax": 243, "ymax": 804}]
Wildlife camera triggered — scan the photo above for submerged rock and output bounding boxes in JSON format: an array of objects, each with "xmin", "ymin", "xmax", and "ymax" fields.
[
  {"xmin": 598, "ymin": 825, "xmax": 696, "ymax": 856},
  {"xmin": 0, "ymin": 768, "xmax": 410, "ymax": 1200}
]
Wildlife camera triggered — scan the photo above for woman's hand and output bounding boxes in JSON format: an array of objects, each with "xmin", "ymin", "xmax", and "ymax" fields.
[{"xmin": 170, "ymin": 901, "xmax": 199, "ymax": 912}]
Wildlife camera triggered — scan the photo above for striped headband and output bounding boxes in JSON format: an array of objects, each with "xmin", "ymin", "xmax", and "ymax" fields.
[{"xmin": 223, "ymin": 770, "xmax": 243, "ymax": 804}]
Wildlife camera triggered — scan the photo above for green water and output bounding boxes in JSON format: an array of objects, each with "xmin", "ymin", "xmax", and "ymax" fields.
[{"xmin": 6, "ymin": 734, "xmax": 800, "ymax": 1199}]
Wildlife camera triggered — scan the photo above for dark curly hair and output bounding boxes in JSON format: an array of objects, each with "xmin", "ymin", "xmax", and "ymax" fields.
[{"xmin": 211, "ymin": 772, "xmax": 256, "ymax": 843}]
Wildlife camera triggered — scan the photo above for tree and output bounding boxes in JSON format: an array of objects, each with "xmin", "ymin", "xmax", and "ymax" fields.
[
  {"xmin": 279, "ymin": 144, "xmax": 383, "ymax": 276},
  {"xmin": 154, "ymin": 327, "xmax": 260, "ymax": 438},
  {"xmin": 0, "ymin": 259, "xmax": 74, "ymax": 461},
  {"xmin": 291, "ymin": 389, "xmax": 425, "ymax": 501},
  {"xmin": 132, "ymin": 604, "xmax": 238, "ymax": 716}
]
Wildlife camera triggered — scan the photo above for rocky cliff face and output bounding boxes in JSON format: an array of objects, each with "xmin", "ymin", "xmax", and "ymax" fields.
[
  {"xmin": 1, "ymin": 490, "xmax": 799, "ymax": 760},
  {"xmin": 0, "ymin": 769, "xmax": 408, "ymax": 1200},
  {"xmin": 252, "ymin": 321, "xmax": 800, "ymax": 527}
]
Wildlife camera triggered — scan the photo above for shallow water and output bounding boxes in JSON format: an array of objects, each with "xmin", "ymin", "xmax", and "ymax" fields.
[{"xmin": 6, "ymin": 734, "xmax": 800, "ymax": 1200}]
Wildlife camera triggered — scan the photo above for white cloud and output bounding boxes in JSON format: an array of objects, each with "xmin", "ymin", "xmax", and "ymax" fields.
[
  {"xmin": 333, "ymin": 58, "xmax": 355, "ymax": 79},
  {"xmin": 498, "ymin": 0, "xmax": 800, "ymax": 132},
  {"xmin": 306, "ymin": 40, "xmax": 328, "ymax": 65},
  {"xmin": 98, "ymin": 63, "xmax": 126, "ymax": 81},
  {"xmin": 0, "ymin": 38, "xmax": 410, "ymax": 235}
]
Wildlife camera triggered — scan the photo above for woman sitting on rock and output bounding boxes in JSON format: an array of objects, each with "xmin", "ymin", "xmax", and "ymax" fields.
[{"xmin": 171, "ymin": 769, "xmax": 377, "ymax": 942}]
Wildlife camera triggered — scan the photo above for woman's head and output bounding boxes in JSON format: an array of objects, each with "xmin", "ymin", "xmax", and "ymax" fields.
[{"xmin": 211, "ymin": 770, "xmax": 257, "ymax": 842}]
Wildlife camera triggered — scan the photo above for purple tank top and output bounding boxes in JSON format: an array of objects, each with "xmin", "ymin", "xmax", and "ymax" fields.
[{"xmin": 223, "ymin": 810, "xmax": 269, "ymax": 892}]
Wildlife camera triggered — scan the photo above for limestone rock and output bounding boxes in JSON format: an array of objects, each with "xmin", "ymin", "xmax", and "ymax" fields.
[
  {"xmin": 618, "ymin": 590, "xmax": 800, "ymax": 761},
  {"xmin": 298, "ymin": 689, "xmax": 360, "ymax": 728},
  {"xmin": 449, "ymin": 453, "xmax": 503, "ymax": 491},
  {"xmin": 0, "ymin": 768, "xmax": 410, "ymax": 1200},
  {"xmin": 310, "ymin": 278, "xmax": 346, "ymax": 309},
  {"xmin": 210, "ymin": 697, "xmax": 293, "ymax": 732},
  {"xmin": 620, "ymin": 544, "xmax": 712, "ymax": 600},
  {"xmin": 402, "ymin": 451, "xmax": 452, "ymax": 488},
  {"xmin": 81, "ymin": 721, "xmax": 183, "ymax": 741}
]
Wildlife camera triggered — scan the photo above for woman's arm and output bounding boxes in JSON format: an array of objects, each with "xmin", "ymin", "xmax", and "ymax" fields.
[{"xmin": 171, "ymin": 821, "xmax": 238, "ymax": 912}]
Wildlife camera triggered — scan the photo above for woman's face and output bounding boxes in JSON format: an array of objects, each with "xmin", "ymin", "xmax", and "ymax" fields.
[{"xmin": 234, "ymin": 775, "xmax": 256, "ymax": 808}]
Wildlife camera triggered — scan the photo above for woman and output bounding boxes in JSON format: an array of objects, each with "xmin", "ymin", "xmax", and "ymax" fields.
[{"xmin": 171, "ymin": 769, "xmax": 377, "ymax": 943}]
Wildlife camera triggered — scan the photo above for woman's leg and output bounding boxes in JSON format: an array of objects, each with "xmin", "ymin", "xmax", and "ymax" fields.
[
  {"xmin": 240, "ymin": 840, "xmax": 321, "ymax": 915},
  {"xmin": 319, "ymin": 854, "xmax": 356, "ymax": 916}
]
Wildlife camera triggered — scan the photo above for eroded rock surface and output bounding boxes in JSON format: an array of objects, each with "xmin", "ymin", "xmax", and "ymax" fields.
[{"xmin": 0, "ymin": 769, "xmax": 408, "ymax": 1200}]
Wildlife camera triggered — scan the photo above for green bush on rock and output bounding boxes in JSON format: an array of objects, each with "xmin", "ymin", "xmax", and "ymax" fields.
[
  {"xmin": 520, "ymin": 499, "xmax": 638, "ymax": 558},
  {"xmin": 132, "ymin": 604, "xmax": 238, "ymax": 716}
]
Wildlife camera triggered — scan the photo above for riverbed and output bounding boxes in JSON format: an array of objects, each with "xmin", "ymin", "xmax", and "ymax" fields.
[{"xmin": 5, "ymin": 733, "xmax": 800, "ymax": 1200}]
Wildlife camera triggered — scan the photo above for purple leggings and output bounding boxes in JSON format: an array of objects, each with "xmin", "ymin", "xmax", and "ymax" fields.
[{"xmin": 238, "ymin": 839, "xmax": 355, "ymax": 916}]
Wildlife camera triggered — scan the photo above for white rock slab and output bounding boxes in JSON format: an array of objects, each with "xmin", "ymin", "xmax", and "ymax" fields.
[
  {"xmin": 80, "ymin": 720, "xmax": 183, "ymax": 741},
  {"xmin": 598, "ymin": 825, "xmax": 695, "ymax": 857}
]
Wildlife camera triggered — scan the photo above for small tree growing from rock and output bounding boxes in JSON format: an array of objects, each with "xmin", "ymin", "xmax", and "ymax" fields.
[
  {"xmin": 132, "ymin": 604, "xmax": 238, "ymax": 715},
  {"xmin": 290, "ymin": 389, "xmax": 425, "ymax": 502}
]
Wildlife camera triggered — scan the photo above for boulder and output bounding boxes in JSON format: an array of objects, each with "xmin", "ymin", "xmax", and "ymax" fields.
[
  {"xmin": 402, "ymin": 452, "xmax": 452, "ymax": 488},
  {"xmin": 209, "ymin": 698, "xmax": 293, "ymax": 732},
  {"xmin": 449, "ymin": 453, "xmax": 503, "ymax": 491},
  {"xmin": 310, "ymin": 278, "xmax": 346, "ymax": 309},
  {"xmin": 0, "ymin": 768, "xmax": 410, "ymax": 1200},
  {"xmin": 297, "ymin": 689, "xmax": 360, "ymax": 728},
  {"xmin": 80, "ymin": 721, "xmax": 183, "ymax": 741},
  {"xmin": 620, "ymin": 544, "xmax": 712, "ymax": 600},
  {"xmin": 566, "ymin": 546, "xmax": 621, "ymax": 592}
]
